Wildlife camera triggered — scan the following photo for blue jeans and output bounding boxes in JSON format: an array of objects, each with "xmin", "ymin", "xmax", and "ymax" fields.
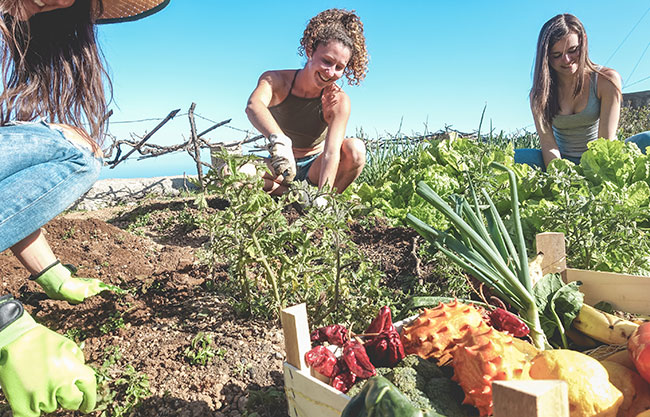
[
  {"xmin": 0, "ymin": 122, "xmax": 102, "ymax": 252},
  {"xmin": 514, "ymin": 149, "xmax": 581, "ymax": 170},
  {"xmin": 514, "ymin": 131, "xmax": 650, "ymax": 169},
  {"xmin": 513, "ymin": 148, "xmax": 546, "ymax": 170},
  {"xmin": 625, "ymin": 131, "xmax": 650, "ymax": 154}
]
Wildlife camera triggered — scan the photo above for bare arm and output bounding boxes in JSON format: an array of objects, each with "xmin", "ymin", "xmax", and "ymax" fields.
[
  {"xmin": 319, "ymin": 85, "xmax": 351, "ymax": 190},
  {"xmin": 597, "ymin": 68, "xmax": 622, "ymax": 140},
  {"xmin": 245, "ymin": 71, "xmax": 285, "ymax": 138},
  {"xmin": 530, "ymin": 99, "xmax": 561, "ymax": 168},
  {"xmin": 11, "ymin": 230, "xmax": 58, "ymax": 275}
]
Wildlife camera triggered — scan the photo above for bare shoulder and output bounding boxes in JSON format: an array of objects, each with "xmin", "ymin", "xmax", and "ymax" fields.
[
  {"xmin": 257, "ymin": 70, "xmax": 298, "ymax": 104},
  {"xmin": 322, "ymin": 84, "xmax": 350, "ymax": 123},
  {"xmin": 597, "ymin": 67, "xmax": 622, "ymax": 94},
  {"xmin": 259, "ymin": 70, "xmax": 295, "ymax": 89},
  {"xmin": 337, "ymin": 86, "xmax": 351, "ymax": 102}
]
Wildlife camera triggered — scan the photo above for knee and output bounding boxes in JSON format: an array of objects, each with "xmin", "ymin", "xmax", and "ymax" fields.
[
  {"xmin": 342, "ymin": 138, "xmax": 366, "ymax": 169},
  {"xmin": 237, "ymin": 163, "xmax": 257, "ymax": 177},
  {"xmin": 626, "ymin": 131, "xmax": 650, "ymax": 154}
]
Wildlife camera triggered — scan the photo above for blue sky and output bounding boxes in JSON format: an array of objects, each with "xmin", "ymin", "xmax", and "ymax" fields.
[{"xmin": 96, "ymin": 1, "xmax": 650, "ymax": 179}]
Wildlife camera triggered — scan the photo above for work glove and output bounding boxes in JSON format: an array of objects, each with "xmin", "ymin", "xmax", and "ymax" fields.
[
  {"xmin": 0, "ymin": 295, "xmax": 97, "ymax": 417},
  {"xmin": 268, "ymin": 133, "xmax": 296, "ymax": 183},
  {"xmin": 32, "ymin": 260, "xmax": 120, "ymax": 304}
]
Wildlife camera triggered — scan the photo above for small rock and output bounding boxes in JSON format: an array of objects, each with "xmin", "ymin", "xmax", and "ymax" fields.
[{"xmin": 237, "ymin": 394, "xmax": 247, "ymax": 412}]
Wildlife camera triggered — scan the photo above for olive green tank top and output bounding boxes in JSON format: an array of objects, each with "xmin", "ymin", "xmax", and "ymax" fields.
[
  {"xmin": 268, "ymin": 70, "xmax": 328, "ymax": 149},
  {"xmin": 552, "ymin": 71, "xmax": 601, "ymax": 159}
]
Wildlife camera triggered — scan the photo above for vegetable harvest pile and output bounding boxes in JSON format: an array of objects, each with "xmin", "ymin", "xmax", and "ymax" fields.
[{"xmin": 304, "ymin": 161, "xmax": 650, "ymax": 417}]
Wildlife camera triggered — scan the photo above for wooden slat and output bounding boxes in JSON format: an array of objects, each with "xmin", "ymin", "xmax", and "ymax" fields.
[
  {"xmin": 281, "ymin": 304, "xmax": 312, "ymax": 370},
  {"xmin": 492, "ymin": 380, "xmax": 569, "ymax": 417},
  {"xmin": 565, "ymin": 268, "xmax": 650, "ymax": 315},
  {"xmin": 283, "ymin": 362, "xmax": 350, "ymax": 417},
  {"xmin": 535, "ymin": 232, "xmax": 567, "ymax": 275}
]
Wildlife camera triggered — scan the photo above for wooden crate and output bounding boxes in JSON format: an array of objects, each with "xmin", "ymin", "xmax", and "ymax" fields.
[
  {"xmin": 536, "ymin": 232, "xmax": 650, "ymax": 316},
  {"xmin": 281, "ymin": 232, "xmax": 650, "ymax": 417}
]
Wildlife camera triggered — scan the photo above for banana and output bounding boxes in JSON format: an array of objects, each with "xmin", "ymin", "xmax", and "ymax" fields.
[
  {"xmin": 565, "ymin": 327, "xmax": 600, "ymax": 348},
  {"xmin": 572, "ymin": 304, "xmax": 639, "ymax": 345}
]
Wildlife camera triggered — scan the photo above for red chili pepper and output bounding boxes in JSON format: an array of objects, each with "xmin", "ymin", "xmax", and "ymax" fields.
[
  {"xmin": 310, "ymin": 324, "xmax": 349, "ymax": 346},
  {"xmin": 365, "ymin": 306, "xmax": 395, "ymax": 334},
  {"xmin": 330, "ymin": 357, "xmax": 356, "ymax": 393},
  {"xmin": 488, "ymin": 308, "xmax": 530, "ymax": 337},
  {"xmin": 365, "ymin": 328, "xmax": 405, "ymax": 368},
  {"xmin": 331, "ymin": 368, "xmax": 356, "ymax": 393},
  {"xmin": 342, "ymin": 340, "xmax": 376, "ymax": 379},
  {"xmin": 331, "ymin": 355, "xmax": 348, "ymax": 377},
  {"xmin": 304, "ymin": 345, "xmax": 338, "ymax": 378}
]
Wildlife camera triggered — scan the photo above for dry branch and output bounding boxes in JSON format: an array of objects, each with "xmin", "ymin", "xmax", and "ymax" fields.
[
  {"xmin": 105, "ymin": 108, "xmax": 180, "ymax": 168},
  {"xmin": 188, "ymin": 103, "xmax": 204, "ymax": 190},
  {"xmin": 101, "ymin": 104, "xmax": 266, "ymax": 184}
]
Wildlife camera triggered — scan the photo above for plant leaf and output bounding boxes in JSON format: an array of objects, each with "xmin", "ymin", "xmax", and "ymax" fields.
[{"xmin": 532, "ymin": 274, "xmax": 583, "ymax": 345}]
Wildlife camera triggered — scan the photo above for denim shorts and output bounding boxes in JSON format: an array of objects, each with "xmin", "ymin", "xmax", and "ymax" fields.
[
  {"xmin": 626, "ymin": 131, "xmax": 650, "ymax": 154},
  {"xmin": 0, "ymin": 121, "xmax": 102, "ymax": 251},
  {"xmin": 295, "ymin": 153, "xmax": 321, "ymax": 185},
  {"xmin": 514, "ymin": 132, "xmax": 650, "ymax": 171},
  {"xmin": 514, "ymin": 148, "xmax": 581, "ymax": 170}
]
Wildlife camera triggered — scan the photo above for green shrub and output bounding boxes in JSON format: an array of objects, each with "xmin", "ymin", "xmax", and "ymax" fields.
[
  {"xmin": 619, "ymin": 105, "xmax": 650, "ymax": 140},
  {"xmin": 196, "ymin": 150, "xmax": 391, "ymax": 328}
]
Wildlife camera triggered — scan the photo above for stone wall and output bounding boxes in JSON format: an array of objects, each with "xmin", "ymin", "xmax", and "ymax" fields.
[
  {"xmin": 623, "ymin": 90, "xmax": 650, "ymax": 109},
  {"xmin": 72, "ymin": 175, "xmax": 198, "ymax": 211}
]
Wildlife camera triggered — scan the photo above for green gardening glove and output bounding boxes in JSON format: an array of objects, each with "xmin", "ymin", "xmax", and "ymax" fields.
[
  {"xmin": 0, "ymin": 295, "xmax": 97, "ymax": 417},
  {"xmin": 32, "ymin": 261, "xmax": 121, "ymax": 304}
]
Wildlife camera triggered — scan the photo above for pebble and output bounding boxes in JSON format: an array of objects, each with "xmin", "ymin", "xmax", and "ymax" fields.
[{"xmin": 237, "ymin": 395, "xmax": 247, "ymax": 412}]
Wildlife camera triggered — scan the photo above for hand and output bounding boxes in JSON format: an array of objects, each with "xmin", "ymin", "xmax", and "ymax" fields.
[
  {"xmin": 268, "ymin": 133, "xmax": 296, "ymax": 183},
  {"xmin": 321, "ymin": 83, "xmax": 342, "ymax": 121},
  {"xmin": 33, "ymin": 261, "xmax": 121, "ymax": 304},
  {"xmin": 0, "ymin": 296, "xmax": 97, "ymax": 417}
]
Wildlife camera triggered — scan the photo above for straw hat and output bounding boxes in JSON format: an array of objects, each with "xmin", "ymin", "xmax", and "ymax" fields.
[{"xmin": 96, "ymin": 0, "xmax": 170, "ymax": 24}]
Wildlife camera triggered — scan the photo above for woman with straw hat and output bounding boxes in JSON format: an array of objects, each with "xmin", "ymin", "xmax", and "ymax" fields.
[{"xmin": 0, "ymin": 1, "xmax": 168, "ymax": 416}]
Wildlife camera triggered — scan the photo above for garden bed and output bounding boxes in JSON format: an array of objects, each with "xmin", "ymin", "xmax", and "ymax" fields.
[{"xmin": 0, "ymin": 196, "xmax": 433, "ymax": 417}]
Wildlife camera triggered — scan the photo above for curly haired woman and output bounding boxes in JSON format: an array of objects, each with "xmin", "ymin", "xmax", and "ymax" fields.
[
  {"xmin": 246, "ymin": 8, "xmax": 369, "ymax": 195},
  {"xmin": 0, "ymin": 1, "xmax": 167, "ymax": 416},
  {"xmin": 517, "ymin": 13, "xmax": 650, "ymax": 169}
]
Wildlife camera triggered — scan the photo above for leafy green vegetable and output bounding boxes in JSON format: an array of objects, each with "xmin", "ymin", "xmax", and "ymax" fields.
[
  {"xmin": 532, "ymin": 274, "xmax": 583, "ymax": 348},
  {"xmin": 356, "ymin": 136, "xmax": 650, "ymax": 275},
  {"xmin": 341, "ymin": 376, "xmax": 447, "ymax": 417},
  {"xmin": 406, "ymin": 163, "xmax": 547, "ymax": 349}
]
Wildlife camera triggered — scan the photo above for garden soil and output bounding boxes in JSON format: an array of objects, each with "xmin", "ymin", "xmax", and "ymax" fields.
[{"xmin": 0, "ymin": 197, "xmax": 428, "ymax": 417}]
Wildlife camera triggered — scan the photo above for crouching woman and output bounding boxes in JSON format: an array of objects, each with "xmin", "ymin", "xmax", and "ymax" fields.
[{"xmin": 245, "ymin": 8, "xmax": 368, "ymax": 194}]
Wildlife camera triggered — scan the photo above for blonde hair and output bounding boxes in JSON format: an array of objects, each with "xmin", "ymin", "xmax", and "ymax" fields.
[{"xmin": 298, "ymin": 8, "xmax": 368, "ymax": 86}]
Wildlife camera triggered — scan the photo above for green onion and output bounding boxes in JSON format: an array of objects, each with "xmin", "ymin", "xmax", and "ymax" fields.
[{"xmin": 405, "ymin": 165, "xmax": 547, "ymax": 350}]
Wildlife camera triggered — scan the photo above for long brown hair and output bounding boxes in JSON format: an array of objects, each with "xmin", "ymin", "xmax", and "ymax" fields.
[
  {"xmin": 0, "ymin": 0, "xmax": 110, "ymax": 148},
  {"xmin": 298, "ymin": 8, "xmax": 368, "ymax": 86},
  {"xmin": 530, "ymin": 14, "xmax": 600, "ymax": 128}
]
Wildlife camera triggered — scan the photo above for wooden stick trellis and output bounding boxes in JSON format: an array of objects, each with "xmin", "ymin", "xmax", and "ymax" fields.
[{"xmin": 102, "ymin": 103, "xmax": 265, "ymax": 189}]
